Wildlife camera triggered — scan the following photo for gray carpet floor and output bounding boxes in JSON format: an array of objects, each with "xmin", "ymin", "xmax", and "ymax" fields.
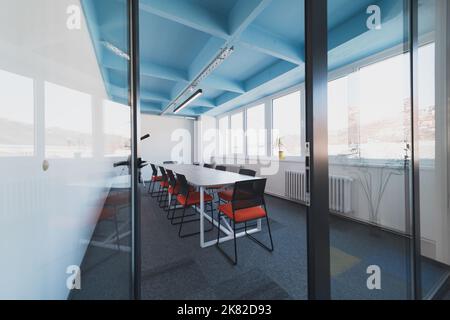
[{"xmin": 72, "ymin": 188, "xmax": 450, "ymax": 300}]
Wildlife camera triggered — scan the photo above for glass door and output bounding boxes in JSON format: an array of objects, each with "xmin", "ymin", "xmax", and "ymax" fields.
[
  {"xmin": 0, "ymin": 0, "xmax": 134, "ymax": 299},
  {"xmin": 417, "ymin": 0, "xmax": 450, "ymax": 298},
  {"xmin": 327, "ymin": 0, "xmax": 414, "ymax": 299}
]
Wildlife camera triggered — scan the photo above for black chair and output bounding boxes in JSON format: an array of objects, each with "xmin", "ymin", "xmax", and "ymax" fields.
[
  {"xmin": 148, "ymin": 164, "xmax": 162, "ymax": 197},
  {"xmin": 218, "ymin": 168, "xmax": 257, "ymax": 204},
  {"xmin": 174, "ymin": 173, "xmax": 214, "ymax": 238},
  {"xmin": 157, "ymin": 166, "xmax": 169, "ymax": 208},
  {"xmin": 216, "ymin": 178, "xmax": 273, "ymax": 265},
  {"xmin": 165, "ymin": 169, "xmax": 197, "ymax": 225},
  {"xmin": 215, "ymin": 165, "xmax": 227, "ymax": 171},
  {"xmin": 193, "ymin": 162, "xmax": 200, "ymax": 166},
  {"xmin": 238, "ymin": 168, "xmax": 257, "ymax": 177},
  {"xmin": 163, "ymin": 161, "xmax": 177, "ymax": 164},
  {"xmin": 203, "ymin": 163, "xmax": 214, "ymax": 169}
]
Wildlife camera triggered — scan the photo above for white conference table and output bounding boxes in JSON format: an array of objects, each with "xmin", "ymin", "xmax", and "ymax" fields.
[{"xmin": 160, "ymin": 164, "xmax": 262, "ymax": 248}]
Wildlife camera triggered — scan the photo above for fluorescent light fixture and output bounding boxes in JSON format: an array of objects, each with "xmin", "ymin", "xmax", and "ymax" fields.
[
  {"xmin": 173, "ymin": 89, "xmax": 203, "ymax": 114},
  {"xmin": 191, "ymin": 46, "xmax": 234, "ymax": 88},
  {"xmin": 101, "ymin": 41, "xmax": 130, "ymax": 60},
  {"xmin": 165, "ymin": 46, "xmax": 233, "ymax": 115}
]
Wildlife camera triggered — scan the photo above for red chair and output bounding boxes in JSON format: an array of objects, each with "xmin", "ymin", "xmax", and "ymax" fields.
[
  {"xmin": 175, "ymin": 173, "xmax": 214, "ymax": 238},
  {"xmin": 216, "ymin": 178, "xmax": 273, "ymax": 265}
]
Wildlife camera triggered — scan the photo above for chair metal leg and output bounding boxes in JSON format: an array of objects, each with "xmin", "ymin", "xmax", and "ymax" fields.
[
  {"xmin": 113, "ymin": 211, "xmax": 121, "ymax": 251},
  {"xmin": 244, "ymin": 215, "xmax": 274, "ymax": 252},
  {"xmin": 216, "ymin": 214, "xmax": 238, "ymax": 265},
  {"xmin": 178, "ymin": 202, "xmax": 214, "ymax": 237}
]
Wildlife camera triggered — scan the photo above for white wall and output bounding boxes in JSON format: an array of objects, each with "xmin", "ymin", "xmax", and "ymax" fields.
[
  {"xmin": 140, "ymin": 114, "xmax": 194, "ymax": 179},
  {"xmin": 0, "ymin": 0, "xmax": 130, "ymax": 299}
]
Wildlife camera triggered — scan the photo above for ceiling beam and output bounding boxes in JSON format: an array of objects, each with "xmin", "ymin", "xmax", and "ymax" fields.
[
  {"xmin": 210, "ymin": 0, "xmax": 400, "ymax": 114},
  {"xmin": 202, "ymin": 74, "xmax": 245, "ymax": 94},
  {"xmin": 239, "ymin": 25, "xmax": 304, "ymax": 65},
  {"xmin": 140, "ymin": 0, "xmax": 229, "ymax": 38},
  {"xmin": 329, "ymin": 0, "xmax": 401, "ymax": 51},
  {"xmin": 228, "ymin": 0, "xmax": 272, "ymax": 37}
]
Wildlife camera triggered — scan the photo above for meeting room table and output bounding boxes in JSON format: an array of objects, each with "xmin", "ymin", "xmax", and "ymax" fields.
[{"xmin": 160, "ymin": 164, "xmax": 262, "ymax": 248}]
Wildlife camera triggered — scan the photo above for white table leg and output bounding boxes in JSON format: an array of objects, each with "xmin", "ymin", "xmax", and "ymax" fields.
[{"xmin": 199, "ymin": 186, "xmax": 205, "ymax": 248}]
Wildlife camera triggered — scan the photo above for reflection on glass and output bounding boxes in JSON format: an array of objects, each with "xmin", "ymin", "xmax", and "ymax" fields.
[
  {"xmin": 328, "ymin": 0, "xmax": 412, "ymax": 300},
  {"xmin": 418, "ymin": 0, "xmax": 450, "ymax": 298},
  {"xmin": 0, "ymin": 69, "xmax": 34, "ymax": 157},
  {"xmin": 272, "ymin": 91, "xmax": 301, "ymax": 157},
  {"xmin": 45, "ymin": 82, "xmax": 93, "ymax": 158}
]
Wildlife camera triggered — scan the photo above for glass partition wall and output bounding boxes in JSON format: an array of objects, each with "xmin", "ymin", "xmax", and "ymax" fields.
[
  {"xmin": 0, "ymin": 0, "xmax": 135, "ymax": 299},
  {"xmin": 418, "ymin": 0, "xmax": 450, "ymax": 299},
  {"xmin": 327, "ymin": 0, "xmax": 450, "ymax": 299},
  {"xmin": 139, "ymin": 0, "xmax": 308, "ymax": 300}
]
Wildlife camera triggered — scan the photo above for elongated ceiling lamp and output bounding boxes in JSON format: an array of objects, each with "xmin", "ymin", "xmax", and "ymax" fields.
[{"xmin": 173, "ymin": 89, "xmax": 203, "ymax": 114}]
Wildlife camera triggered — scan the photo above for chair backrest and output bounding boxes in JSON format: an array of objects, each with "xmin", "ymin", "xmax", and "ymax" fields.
[
  {"xmin": 150, "ymin": 163, "xmax": 158, "ymax": 176},
  {"xmin": 215, "ymin": 165, "xmax": 227, "ymax": 171},
  {"xmin": 203, "ymin": 163, "xmax": 214, "ymax": 169},
  {"xmin": 163, "ymin": 161, "xmax": 177, "ymax": 164},
  {"xmin": 166, "ymin": 169, "xmax": 177, "ymax": 188},
  {"xmin": 175, "ymin": 173, "xmax": 190, "ymax": 197},
  {"xmin": 193, "ymin": 162, "xmax": 200, "ymax": 166},
  {"xmin": 159, "ymin": 166, "xmax": 167, "ymax": 181},
  {"xmin": 231, "ymin": 179, "xmax": 266, "ymax": 211},
  {"xmin": 239, "ymin": 168, "xmax": 256, "ymax": 177}
]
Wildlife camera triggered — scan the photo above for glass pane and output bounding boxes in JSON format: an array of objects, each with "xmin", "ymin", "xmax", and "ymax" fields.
[
  {"xmin": 0, "ymin": 70, "xmax": 34, "ymax": 157},
  {"xmin": 246, "ymin": 104, "xmax": 266, "ymax": 156},
  {"xmin": 218, "ymin": 116, "xmax": 229, "ymax": 156},
  {"xmin": 328, "ymin": 0, "xmax": 413, "ymax": 299},
  {"xmin": 272, "ymin": 91, "xmax": 302, "ymax": 157},
  {"xmin": 230, "ymin": 112, "xmax": 244, "ymax": 155},
  {"xmin": 140, "ymin": 0, "xmax": 307, "ymax": 301},
  {"xmin": 418, "ymin": 0, "xmax": 450, "ymax": 298},
  {"xmin": 0, "ymin": 0, "xmax": 132, "ymax": 299}
]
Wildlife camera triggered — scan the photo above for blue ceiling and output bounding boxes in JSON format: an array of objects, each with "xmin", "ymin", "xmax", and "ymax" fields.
[{"xmin": 82, "ymin": 0, "xmax": 435, "ymax": 117}]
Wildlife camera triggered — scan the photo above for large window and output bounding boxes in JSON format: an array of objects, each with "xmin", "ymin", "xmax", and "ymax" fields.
[
  {"xmin": 272, "ymin": 91, "xmax": 302, "ymax": 157},
  {"xmin": 0, "ymin": 69, "xmax": 34, "ymax": 157},
  {"xmin": 230, "ymin": 112, "xmax": 244, "ymax": 155},
  {"xmin": 218, "ymin": 116, "xmax": 229, "ymax": 156},
  {"xmin": 328, "ymin": 52, "xmax": 415, "ymax": 160},
  {"xmin": 246, "ymin": 104, "xmax": 266, "ymax": 156},
  {"xmin": 45, "ymin": 82, "xmax": 93, "ymax": 158},
  {"xmin": 328, "ymin": 76, "xmax": 351, "ymax": 157},
  {"xmin": 103, "ymin": 100, "xmax": 131, "ymax": 157},
  {"xmin": 357, "ymin": 53, "xmax": 410, "ymax": 160}
]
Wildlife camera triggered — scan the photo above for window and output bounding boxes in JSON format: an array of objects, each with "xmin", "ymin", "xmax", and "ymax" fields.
[
  {"xmin": 230, "ymin": 112, "xmax": 244, "ymax": 155},
  {"xmin": 328, "ymin": 76, "xmax": 350, "ymax": 156},
  {"xmin": 218, "ymin": 116, "xmax": 229, "ymax": 156},
  {"xmin": 328, "ymin": 51, "xmax": 422, "ymax": 161},
  {"xmin": 357, "ymin": 53, "xmax": 410, "ymax": 160},
  {"xmin": 246, "ymin": 104, "xmax": 266, "ymax": 156},
  {"xmin": 418, "ymin": 42, "xmax": 435, "ymax": 160},
  {"xmin": 45, "ymin": 82, "xmax": 93, "ymax": 158},
  {"xmin": 272, "ymin": 91, "xmax": 302, "ymax": 157},
  {"xmin": 0, "ymin": 69, "xmax": 34, "ymax": 157},
  {"xmin": 103, "ymin": 100, "xmax": 131, "ymax": 157}
]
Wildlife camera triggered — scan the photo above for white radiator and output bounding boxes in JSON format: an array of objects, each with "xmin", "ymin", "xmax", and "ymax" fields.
[{"xmin": 285, "ymin": 171, "xmax": 353, "ymax": 214}]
